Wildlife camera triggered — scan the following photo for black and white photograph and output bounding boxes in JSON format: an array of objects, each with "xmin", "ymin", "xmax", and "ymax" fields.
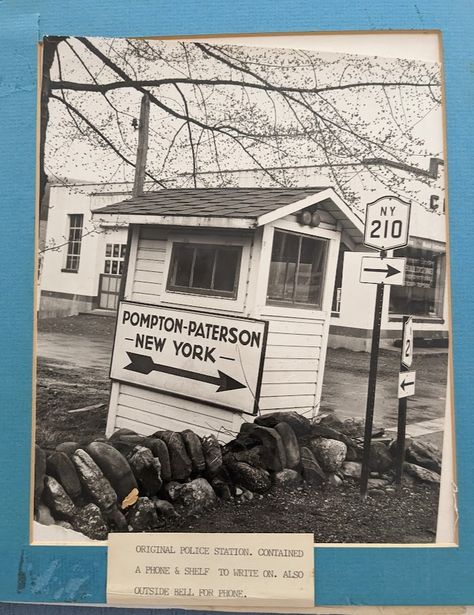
[{"xmin": 33, "ymin": 33, "xmax": 453, "ymax": 545}]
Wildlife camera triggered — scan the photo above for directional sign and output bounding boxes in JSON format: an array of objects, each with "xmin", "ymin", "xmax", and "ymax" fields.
[
  {"xmin": 401, "ymin": 316, "xmax": 414, "ymax": 368},
  {"xmin": 360, "ymin": 256, "xmax": 406, "ymax": 285},
  {"xmin": 398, "ymin": 370, "xmax": 416, "ymax": 398},
  {"xmin": 111, "ymin": 302, "xmax": 268, "ymax": 414},
  {"xmin": 364, "ymin": 196, "xmax": 411, "ymax": 251}
]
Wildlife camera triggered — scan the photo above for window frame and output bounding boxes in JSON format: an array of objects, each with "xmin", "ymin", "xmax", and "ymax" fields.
[
  {"xmin": 62, "ymin": 213, "xmax": 84, "ymax": 273},
  {"xmin": 104, "ymin": 242, "xmax": 127, "ymax": 276},
  {"xmin": 266, "ymin": 228, "xmax": 328, "ymax": 310},
  {"xmin": 166, "ymin": 241, "xmax": 243, "ymax": 299}
]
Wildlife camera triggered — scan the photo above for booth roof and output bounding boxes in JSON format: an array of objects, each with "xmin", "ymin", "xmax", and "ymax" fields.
[
  {"xmin": 93, "ymin": 187, "xmax": 330, "ymax": 219},
  {"xmin": 93, "ymin": 186, "xmax": 365, "ymax": 244}
]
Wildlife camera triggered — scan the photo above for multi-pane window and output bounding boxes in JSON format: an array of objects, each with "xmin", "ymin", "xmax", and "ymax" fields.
[
  {"xmin": 104, "ymin": 243, "xmax": 127, "ymax": 275},
  {"xmin": 167, "ymin": 243, "xmax": 242, "ymax": 298},
  {"xmin": 64, "ymin": 214, "xmax": 83, "ymax": 272},
  {"xmin": 267, "ymin": 230, "xmax": 327, "ymax": 308},
  {"xmin": 389, "ymin": 246, "xmax": 446, "ymax": 318}
]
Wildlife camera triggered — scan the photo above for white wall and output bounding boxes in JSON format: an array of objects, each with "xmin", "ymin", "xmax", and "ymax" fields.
[{"xmin": 40, "ymin": 185, "xmax": 129, "ymax": 310}]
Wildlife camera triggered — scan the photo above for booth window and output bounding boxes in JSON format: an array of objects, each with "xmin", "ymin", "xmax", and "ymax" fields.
[
  {"xmin": 104, "ymin": 243, "xmax": 126, "ymax": 275},
  {"xmin": 63, "ymin": 214, "xmax": 83, "ymax": 272},
  {"xmin": 167, "ymin": 243, "xmax": 242, "ymax": 298},
  {"xmin": 267, "ymin": 230, "xmax": 327, "ymax": 308},
  {"xmin": 389, "ymin": 246, "xmax": 446, "ymax": 318}
]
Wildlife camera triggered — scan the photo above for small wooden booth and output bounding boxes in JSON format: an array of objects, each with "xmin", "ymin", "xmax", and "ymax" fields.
[{"xmin": 94, "ymin": 188, "xmax": 364, "ymax": 440}]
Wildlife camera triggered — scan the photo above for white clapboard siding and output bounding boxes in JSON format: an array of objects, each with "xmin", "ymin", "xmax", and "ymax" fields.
[
  {"xmin": 115, "ymin": 384, "xmax": 237, "ymax": 440},
  {"xmin": 258, "ymin": 312, "xmax": 324, "ymax": 415},
  {"xmin": 259, "ymin": 396, "xmax": 316, "ymax": 410},
  {"xmin": 262, "ymin": 370, "xmax": 316, "ymax": 384},
  {"xmin": 131, "ymin": 229, "xmax": 168, "ymax": 302}
]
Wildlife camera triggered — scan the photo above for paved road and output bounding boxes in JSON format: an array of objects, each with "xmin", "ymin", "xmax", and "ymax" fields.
[
  {"xmin": 37, "ymin": 325, "xmax": 449, "ymax": 446},
  {"xmin": 37, "ymin": 331, "xmax": 113, "ymax": 373}
]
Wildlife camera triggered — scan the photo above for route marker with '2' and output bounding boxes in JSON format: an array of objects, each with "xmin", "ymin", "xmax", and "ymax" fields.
[
  {"xmin": 110, "ymin": 301, "xmax": 268, "ymax": 414},
  {"xmin": 360, "ymin": 256, "xmax": 406, "ymax": 286}
]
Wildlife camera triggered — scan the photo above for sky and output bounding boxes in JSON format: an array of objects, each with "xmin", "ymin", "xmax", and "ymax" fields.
[{"xmin": 44, "ymin": 33, "xmax": 444, "ymax": 213}]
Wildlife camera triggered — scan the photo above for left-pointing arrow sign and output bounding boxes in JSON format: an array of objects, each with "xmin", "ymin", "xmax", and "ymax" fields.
[
  {"xmin": 360, "ymin": 256, "xmax": 406, "ymax": 286},
  {"xmin": 398, "ymin": 370, "xmax": 416, "ymax": 398},
  {"xmin": 124, "ymin": 352, "xmax": 246, "ymax": 393}
]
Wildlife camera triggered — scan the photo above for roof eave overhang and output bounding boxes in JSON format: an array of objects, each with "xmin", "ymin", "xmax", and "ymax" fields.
[
  {"xmin": 256, "ymin": 187, "xmax": 365, "ymax": 242},
  {"xmin": 92, "ymin": 213, "xmax": 257, "ymax": 230}
]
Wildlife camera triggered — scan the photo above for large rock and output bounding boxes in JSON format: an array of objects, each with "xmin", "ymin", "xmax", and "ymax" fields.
[
  {"xmin": 143, "ymin": 438, "xmax": 172, "ymax": 483},
  {"xmin": 34, "ymin": 445, "xmax": 46, "ymax": 511},
  {"xmin": 127, "ymin": 497, "xmax": 161, "ymax": 531},
  {"xmin": 275, "ymin": 422, "xmax": 300, "ymax": 469},
  {"xmin": 43, "ymin": 476, "xmax": 76, "ymax": 520},
  {"xmin": 300, "ymin": 447, "xmax": 326, "ymax": 486},
  {"xmin": 274, "ymin": 469, "xmax": 302, "ymax": 490},
  {"xmin": 153, "ymin": 498, "xmax": 178, "ymax": 518},
  {"xmin": 244, "ymin": 425, "xmax": 286, "ymax": 471},
  {"xmin": 162, "ymin": 481, "xmax": 183, "ymax": 501},
  {"xmin": 404, "ymin": 462, "xmax": 441, "ymax": 484},
  {"xmin": 181, "ymin": 430, "xmax": 206, "ymax": 473},
  {"xmin": 72, "ymin": 449, "xmax": 117, "ymax": 513},
  {"xmin": 46, "ymin": 451, "xmax": 82, "ymax": 501},
  {"xmin": 55, "ymin": 441, "xmax": 80, "ymax": 456},
  {"xmin": 153, "ymin": 431, "xmax": 192, "ymax": 480},
  {"xmin": 369, "ymin": 442, "xmax": 393, "ymax": 473},
  {"xmin": 36, "ymin": 503, "xmax": 55, "ymax": 526},
  {"xmin": 72, "ymin": 504, "xmax": 109, "ymax": 540},
  {"xmin": 201, "ymin": 434, "xmax": 223, "ymax": 476},
  {"xmin": 211, "ymin": 476, "xmax": 233, "ymax": 501},
  {"xmin": 105, "ymin": 507, "xmax": 128, "ymax": 532},
  {"xmin": 86, "ymin": 441, "xmax": 138, "ymax": 509},
  {"xmin": 173, "ymin": 478, "xmax": 217, "ymax": 515},
  {"xmin": 309, "ymin": 438, "xmax": 347, "ymax": 473},
  {"xmin": 341, "ymin": 461, "xmax": 362, "ymax": 479},
  {"xmin": 128, "ymin": 446, "xmax": 162, "ymax": 496},
  {"xmin": 406, "ymin": 440, "xmax": 442, "ymax": 474},
  {"xmin": 318, "ymin": 414, "xmax": 384, "ymax": 438},
  {"xmin": 227, "ymin": 462, "xmax": 272, "ymax": 493},
  {"xmin": 226, "ymin": 445, "xmax": 264, "ymax": 468},
  {"xmin": 108, "ymin": 428, "xmax": 138, "ymax": 442},
  {"xmin": 254, "ymin": 411, "xmax": 312, "ymax": 436}
]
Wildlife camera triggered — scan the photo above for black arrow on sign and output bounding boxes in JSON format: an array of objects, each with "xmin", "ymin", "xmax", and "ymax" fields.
[
  {"xmin": 364, "ymin": 264, "xmax": 401, "ymax": 278},
  {"xmin": 124, "ymin": 352, "xmax": 246, "ymax": 393},
  {"xmin": 400, "ymin": 377, "xmax": 415, "ymax": 391}
]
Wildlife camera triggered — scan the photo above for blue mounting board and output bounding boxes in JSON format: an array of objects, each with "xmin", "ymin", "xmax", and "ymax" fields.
[{"xmin": 0, "ymin": 0, "xmax": 473, "ymax": 607}]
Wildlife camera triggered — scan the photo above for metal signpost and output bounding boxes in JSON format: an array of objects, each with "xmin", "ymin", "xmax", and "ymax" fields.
[
  {"xmin": 395, "ymin": 315, "xmax": 416, "ymax": 485},
  {"xmin": 359, "ymin": 196, "xmax": 412, "ymax": 498},
  {"xmin": 110, "ymin": 301, "xmax": 268, "ymax": 415}
]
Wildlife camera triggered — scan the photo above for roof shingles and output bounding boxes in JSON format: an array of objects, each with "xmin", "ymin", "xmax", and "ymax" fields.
[{"xmin": 94, "ymin": 187, "xmax": 328, "ymax": 219}]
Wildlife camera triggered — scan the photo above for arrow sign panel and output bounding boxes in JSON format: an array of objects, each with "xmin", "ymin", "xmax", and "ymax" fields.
[
  {"xmin": 124, "ymin": 352, "xmax": 246, "ymax": 392},
  {"xmin": 398, "ymin": 370, "xmax": 416, "ymax": 398},
  {"xmin": 110, "ymin": 302, "xmax": 268, "ymax": 415},
  {"xmin": 360, "ymin": 257, "xmax": 406, "ymax": 285}
]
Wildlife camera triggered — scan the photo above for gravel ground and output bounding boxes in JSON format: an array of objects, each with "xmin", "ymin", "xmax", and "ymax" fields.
[{"xmin": 35, "ymin": 314, "xmax": 442, "ymax": 542}]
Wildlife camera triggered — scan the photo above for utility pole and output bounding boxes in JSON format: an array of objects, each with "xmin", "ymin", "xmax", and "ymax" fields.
[
  {"xmin": 132, "ymin": 94, "xmax": 150, "ymax": 198},
  {"xmin": 119, "ymin": 94, "xmax": 150, "ymax": 303}
]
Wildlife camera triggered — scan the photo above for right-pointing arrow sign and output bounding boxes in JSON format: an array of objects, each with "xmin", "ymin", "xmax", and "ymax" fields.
[
  {"xmin": 360, "ymin": 256, "xmax": 406, "ymax": 286},
  {"xmin": 398, "ymin": 370, "xmax": 416, "ymax": 398},
  {"xmin": 124, "ymin": 352, "xmax": 246, "ymax": 393}
]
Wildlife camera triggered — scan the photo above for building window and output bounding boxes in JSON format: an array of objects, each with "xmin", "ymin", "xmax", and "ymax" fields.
[
  {"xmin": 104, "ymin": 243, "xmax": 127, "ymax": 275},
  {"xmin": 267, "ymin": 230, "xmax": 327, "ymax": 308},
  {"xmin": 64, "ymin": 214, "xmax": 83, "ymax": 272},
  {"xmin": 167, "ymin": 243, "xmax": 242, "ymax": 298},
  {"xmin": 389, "ymin": 246, "xmax": 446, "ymax": 318}
]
